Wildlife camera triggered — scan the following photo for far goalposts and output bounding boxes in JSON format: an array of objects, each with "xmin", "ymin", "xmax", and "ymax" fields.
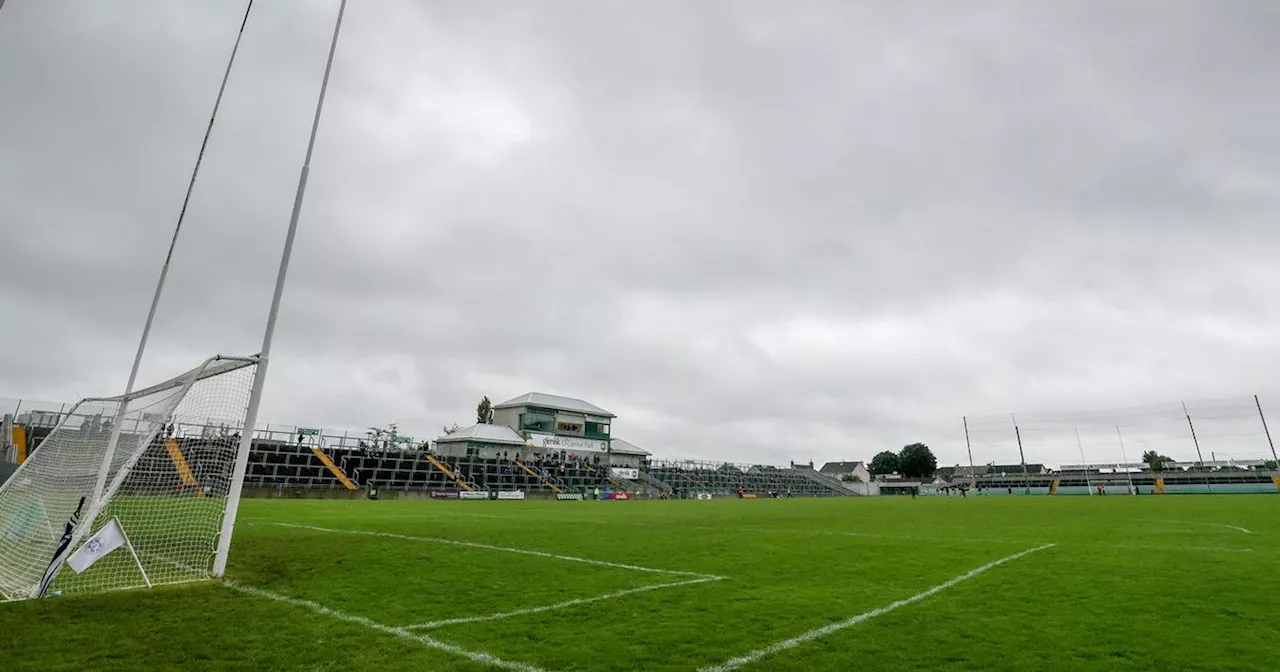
[{"xmin": 0, "ymin": 355, "xmax": 258, "ymax": 600}]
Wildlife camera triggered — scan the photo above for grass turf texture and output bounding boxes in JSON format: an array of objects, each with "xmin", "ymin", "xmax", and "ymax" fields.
[{"xmin": 2, "ymin": 496, "xmax": 1276, "ymax": 671}]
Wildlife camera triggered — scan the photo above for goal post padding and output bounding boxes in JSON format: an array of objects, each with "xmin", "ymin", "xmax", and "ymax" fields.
[{"xmin": 0, "ymin": 355, "xmax": 257, "ymax": 600}]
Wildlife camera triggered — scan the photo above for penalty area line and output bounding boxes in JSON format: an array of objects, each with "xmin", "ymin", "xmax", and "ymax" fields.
[
  {"xmin": 222, "ymin": 580, "xmax": 547, "ymax": 672},
  {"xmin": 273, "ymin": 522, "xmax": 721, "ymax": 579},
  {"xmin": 698, "ymin": 543, "xmax": 1056, "ymax": 672},
  {"xmin": 404, "ymin": 576, "xmax": 724, "ymax": 630}
]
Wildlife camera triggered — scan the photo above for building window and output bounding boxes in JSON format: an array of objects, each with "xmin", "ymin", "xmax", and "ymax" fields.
[
  {"xmin": 557, "ymin": 422, "xmax": 583, "ymax": 434},
  {"xmin": 521, "ymin": 413, "xmax": 554, "ymax": 432}
]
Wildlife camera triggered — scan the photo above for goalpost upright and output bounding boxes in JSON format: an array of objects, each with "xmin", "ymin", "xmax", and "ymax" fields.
[
  {"xmin": 0, "ymin": 0, "xmax": 351, "ymax": 596},
  {"xmin": 212, "ymin": 0, "xmax": 349, "ymax": 577}
]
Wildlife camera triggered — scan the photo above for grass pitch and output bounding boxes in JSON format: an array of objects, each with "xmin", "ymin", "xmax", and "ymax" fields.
[{"xmin": 2, "ymin": 495, "xmax": 1277, "ymax": 671}]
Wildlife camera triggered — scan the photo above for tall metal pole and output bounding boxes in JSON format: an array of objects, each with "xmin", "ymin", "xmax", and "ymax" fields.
[
  {"xmin": 91, "ymin": 0, "xmax": 257, "ymax": 513},
  {"xmin": 213, "ymin": 0, "xmax": 348, "ymax": 577},
  {"xmin": 1256, "ymin": 395, "xmax": 1278, "ymax": 467},
  {"xmin": 1182, "ymin": 401, "xmax": 1210, "ymax": 493},
  {"xmin": 1115, "ymin": 426, "xmax": 1136, "ymax": 495},
  {"xmin": 1012, "ymin": 414, "xmax": 1030, "ymax": 494},
  {"xmin": 963, "ymin": 416, "xmax": 976, "ymax": 488},
  {"xmin": 1075, "ymin": 428, "xmax": 1093, "ymax": 495}
]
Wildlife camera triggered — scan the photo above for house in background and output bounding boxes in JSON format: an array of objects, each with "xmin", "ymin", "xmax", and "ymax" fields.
[
  {"xmin": 988, "ymin": 463, "xmax": 1047, "ymax": 477},
  {"xmin": 819, "ymin": 460, "xmax": 870, "ymax": 484}
]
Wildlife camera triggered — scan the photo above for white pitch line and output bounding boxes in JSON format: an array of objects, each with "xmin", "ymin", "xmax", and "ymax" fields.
[
  {"xmin": 222, "ymin": 580, "xmax": 547, "ymax": 672},
  {"xmin": 274, "ymin": 522, "xmax": 722, "ymax": 579},
  {"xmin": 405, "ymin": 576, "xmax": 723, "ymax": 630},
  {"xmin": 698, "ymin": 543, "xmax": 1056, "ymax": 672},
  {"xmin": 1161, "ymin": 520, "xmax": 1253, "ymax": 534}
]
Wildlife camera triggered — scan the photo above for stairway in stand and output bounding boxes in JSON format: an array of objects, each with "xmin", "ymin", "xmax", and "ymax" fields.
[
  {"xmin": 514, "ymin": 460, "xmax": 565, "ymax": 494},
  {"xmin": 425, "ymin": 453, "xmax": 475, "ymax": 492},
  {"xmin": 310, "ymin": 446, "xmax": 358, "ymax": 490}
]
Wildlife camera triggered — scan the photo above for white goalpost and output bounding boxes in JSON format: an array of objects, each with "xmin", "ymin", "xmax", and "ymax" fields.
[
  {"xmin": 0, "ymin": 355, "xmax": 257, "ymax": 600},
  {"xmin": 0, "ymin": 0, "xmax": 348, "ymax": 601}
]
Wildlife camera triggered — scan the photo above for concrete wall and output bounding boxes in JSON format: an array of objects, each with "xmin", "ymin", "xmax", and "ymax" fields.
[
  {"xmin": 491, "ymin": 407, "xmax": 520, "ymax": 433},
  {"xmin": 843, "ymin": 481, "xmax": 879, "ymax": 496},
  {"xmin": 610, "ymin": 453, "xmax": 643, "ymax": 469}
]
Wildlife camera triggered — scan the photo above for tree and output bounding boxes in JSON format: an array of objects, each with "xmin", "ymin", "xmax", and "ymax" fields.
[
  {"xmin": 477, "ymin": 396, "xmax": 493, "ymax": 424},
  {"xmin": 1142, "ymin": 450, "xmax": 1174, "ymax": 472},
  {"xmin": 869, "ymin": 451, "xmax": 900, "ymax": 475},
  {"xmin": 441, "ymin": 422, "xmax": 462, "ymax": 435},
  {"xmin": 365, "ymin": 423, "xmax": 402, "ymax": 452},
  {"xmin": 898, "ymin": 443, "xmax": 937, "ymax": 479}
]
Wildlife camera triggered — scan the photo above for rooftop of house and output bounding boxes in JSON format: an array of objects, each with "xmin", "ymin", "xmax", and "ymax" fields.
[
  {"xmin": 818, "ymin": 461, "xmax": 866, "ymax": 474},
  {"xmin": 609, "ymin": 438, "xmax": 651, "ymax": 456},
  {"xmin": 986, "ymin": 464, "xmax": 1047, "ymax": 475},
  {"xmin": 493, "ymin": 392, "xmax": 615, "ymax": 418},
  {"xmin": 435, "ymin": 423, "xmax": 526, "ymax": 445}
]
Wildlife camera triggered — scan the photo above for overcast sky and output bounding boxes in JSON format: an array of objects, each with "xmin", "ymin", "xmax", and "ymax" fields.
[{"xmin": 3, "ymin": 0, "xmax": 1279, "ymax": 469}]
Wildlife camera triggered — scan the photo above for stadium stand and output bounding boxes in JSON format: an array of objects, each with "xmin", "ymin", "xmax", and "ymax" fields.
[
  {"xmin": 646, "ymin": 459, "xmax": 847, "ymax": 497},
  {"xmin": 239, "ymin": 445, "xmax": 851, "ymax": 497},
  {"xmin": 1, "ymin": 404, "xmax": 851, "ymax": 498}
]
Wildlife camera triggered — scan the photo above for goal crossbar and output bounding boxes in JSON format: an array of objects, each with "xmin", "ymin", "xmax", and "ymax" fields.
[
  {"xmin": 0, "ymin": 354, "xmax": 259, "ymax": 601},
  {"xmin": 80, "ymin": 356, "xmax": 259, "ymax": 404}
]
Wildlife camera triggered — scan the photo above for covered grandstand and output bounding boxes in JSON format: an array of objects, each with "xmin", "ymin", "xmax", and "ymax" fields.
[{"xmin": 3, "ymin": 395, "xmax": 850, "ymax": 499}]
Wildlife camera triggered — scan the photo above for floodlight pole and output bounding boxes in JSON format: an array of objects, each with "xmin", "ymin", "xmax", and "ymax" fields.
[
  {"xmin": 1075, "ymin": 429, "xmax": 1093, "ymax": 495},
  {"xmin": 1012, "ymin": 414, "xmax": 1030, "ymax": 494},
  {"xmin": 1255, "ymin": 395, "xmax": 1277, "ymax": 467},
  {"xmin": 1182, "ymin": 401, "xmax": 1210, "ymax": 493},
  {"xmin": 1114, "ymin": 426, "xmax": 1136, "ymax": 495},
  {"xmin": 213, "ymin": 0, "xmax": 348, "ymax": 577},
  {"xmin": 962, "ymin": 416, "xmax": 976, "ymax": 488}
]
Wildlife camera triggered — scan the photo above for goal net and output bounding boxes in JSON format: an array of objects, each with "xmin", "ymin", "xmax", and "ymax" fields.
[{"xmin": 0, "ymin": 355, "xmax": 257, "ymax": 600}]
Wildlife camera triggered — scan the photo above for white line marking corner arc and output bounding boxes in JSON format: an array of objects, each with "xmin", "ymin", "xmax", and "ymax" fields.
[{"xmin": 1160, "ymin": 520, "xmax": 1253, "ymax": 534}]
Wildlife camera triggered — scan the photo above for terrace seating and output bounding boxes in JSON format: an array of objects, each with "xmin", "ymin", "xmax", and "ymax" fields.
[
  {"xmin": 237, "ymin": 443, "xmax": 850, "ymax": 497},
  {"xmin": 644, "ymin": 461, "xmax": 846, "ymax": 497},
  {"xmin": 242, "ymin": 444, "xmax": 616, "ymax": 494}
]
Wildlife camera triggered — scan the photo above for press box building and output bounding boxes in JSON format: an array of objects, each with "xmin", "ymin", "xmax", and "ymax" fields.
[{"xmin": 434, "ymin": 392, "xmax": 649, "ymax": 470}]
